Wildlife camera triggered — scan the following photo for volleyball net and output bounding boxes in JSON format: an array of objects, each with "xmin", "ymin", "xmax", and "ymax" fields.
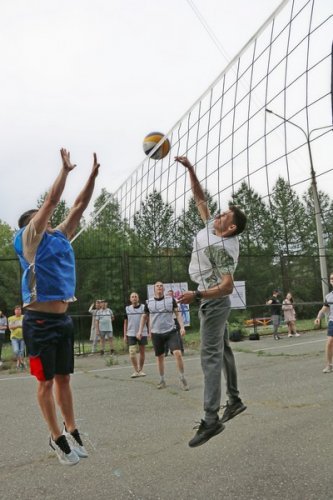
[{"xmin": 73, "ymin": 0, "xmax": 333, "ymax": 321}]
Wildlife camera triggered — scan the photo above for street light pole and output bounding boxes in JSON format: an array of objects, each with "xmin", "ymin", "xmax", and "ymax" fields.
[{"xmin": 265, "ymin": 108, "xmax": 332, "ymax": 300}]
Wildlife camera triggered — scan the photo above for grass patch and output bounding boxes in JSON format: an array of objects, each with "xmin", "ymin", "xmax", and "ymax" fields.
[{"xmin": 105, "ymin": 355, "xmax": 119, "ymax": 366}]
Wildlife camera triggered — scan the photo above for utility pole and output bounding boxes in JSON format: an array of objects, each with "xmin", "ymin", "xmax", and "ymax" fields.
[{"xmin": 266, "ymin": 109, "xmax": 332, "ymax": 300}]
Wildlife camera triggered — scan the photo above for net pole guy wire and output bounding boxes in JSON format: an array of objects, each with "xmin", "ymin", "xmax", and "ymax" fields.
[{"xmin": 71, "ymin": 0, "xmax": 290, "ymax": 244}]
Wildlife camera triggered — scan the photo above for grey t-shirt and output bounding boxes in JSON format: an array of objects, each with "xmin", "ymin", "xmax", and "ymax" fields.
[
  {"xmin": 145, "ymin": 296, "xmax": 177, "ymax": 334},
  {"xmin": 96, "ymin": 308, "xmax": 113, "ymax": 331},
  {"xmin": 125, "ymin": 304, "xmax": 148, "ymax": 337}
]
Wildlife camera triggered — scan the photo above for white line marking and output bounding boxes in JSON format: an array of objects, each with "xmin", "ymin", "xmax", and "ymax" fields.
[
  {"xmin": 0, "ymin": 355, "xmax": 202, "ymax": 382},
  {"xmin": 252, "ymin": 338, "xmax": 326, "ymax": 352},
  {"xmin": 0, "ymin": 337, "xmax": 326, "ymax": 382}
]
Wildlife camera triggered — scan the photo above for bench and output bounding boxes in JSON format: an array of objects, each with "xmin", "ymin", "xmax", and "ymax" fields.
[{"xmin": 244, "ymin": 318, "xmax": 271, "ymax": 327}]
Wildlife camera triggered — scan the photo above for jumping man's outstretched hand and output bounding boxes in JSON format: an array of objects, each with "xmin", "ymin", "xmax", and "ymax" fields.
[
  {"xmin": 60, "ymin": 148, "xmax": 77, "ymax": 172},
  {"xmin": 175, "ymin": 156, "xmax": 194, "ymax": 170},
  {"xmin": 91, "ymin": 152, "xmax": 100, "ymax": 178}
]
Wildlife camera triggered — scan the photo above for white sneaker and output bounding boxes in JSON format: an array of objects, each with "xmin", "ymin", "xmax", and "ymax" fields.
[
  {"xmin": 138, "ymin": 371, "xmax": 146, "ymax": 377},
  {"xmin": 157, "ymin": 381, "xmax": 166, "ymax": 389},
  {"xmin": 0, "ymin": 361, "xmax": 3, "ymax": 367},
  {"xmin": 288, "ymin": 333, "xmax": 293, "ymax": 338},
  {"xmin": 49, "ymin": 435, "xmax": 80, "ymax": 465},
  {"xmin": 295, "ymin": 333, "xmax": 300, "ymax": 337},
  {"xmin": 62, "ymin": 427, "xmax": 88, "ymax": 458},
  {"xmin": 131, "ymin": 372, "xmax": 140, "ymax": 378},
  {"xmin": 322, "ymin": 365, "xmax": 333, "ymax": 373}
]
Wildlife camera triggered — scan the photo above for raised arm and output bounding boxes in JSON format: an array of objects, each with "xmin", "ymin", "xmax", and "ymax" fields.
[
  {"xmin": 32, "ymin": 149, "xmax": 76, "ymax": 234},
  {"xmin": 175, "ymin": 156, "xmax": 210, "ymax": 222},
  {"xmin": 60, "ymin": 153, "xmax": 100, "ymax": 239}
]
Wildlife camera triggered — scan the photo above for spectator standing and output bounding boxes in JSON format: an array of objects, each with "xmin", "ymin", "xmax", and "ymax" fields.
[
  {"xmin": 124, "ymin": 292, "xmax": 148, "ymax": 378},
  {"xmin": 314, "ymin": 272, "xmax": 333, "ymax": 373},
  {"xmin": 266, "ymin": 290, "xmax": 282, "ymax": 340},
  {"xmin": 8, "ymin": 305, "xmax": 25, "ymax": 370},
  {"xmin": 137, "ymin": 281, "xmax": 189, "ymax": 391},
  {"xmin": 282, "ymin": 292, "xmax": 300, "ymax": 338},
  {"xmin": 89, "ymin": 300, "xmax": 102, "ymax": 353},
  {"xmin": 96, "ymin": 301, "xmax": 115, "ymax": 355},
  {"xmin": 0, "ymin": 310, "xmax": 8, "ymax": 367}
]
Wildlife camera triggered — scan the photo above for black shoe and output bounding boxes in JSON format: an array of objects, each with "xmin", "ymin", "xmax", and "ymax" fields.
[
  {"xmin": 100, "ymin": 350, "xmax": 104, "ymax": 356},
  {"xmin": 220, "ymin": 400, "xmax": 247, "ymax": 423},
  {"xmin": 188, "ymin": 419, "xmax": 225, "ymax": 448}
]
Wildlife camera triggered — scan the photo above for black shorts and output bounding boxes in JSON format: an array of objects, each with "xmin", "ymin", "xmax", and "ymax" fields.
[
  {"xmin": 23, "ymin": 310, "xmax": 74, "ymax": 381},
  {"xmin": 127, "ymin": 335, "xmax": 148, "ymax": 346},
  {"xmin": 151, "ymin": 330, "xmax": 181, "ymax": 357}
]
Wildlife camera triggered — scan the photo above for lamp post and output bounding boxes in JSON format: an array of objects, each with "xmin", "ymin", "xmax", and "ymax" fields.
[{"xmin": 265, "ymin": 108, "xmax": 332, "ymax": 300}]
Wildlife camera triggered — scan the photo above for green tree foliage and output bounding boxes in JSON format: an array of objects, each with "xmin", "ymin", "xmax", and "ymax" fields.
[
  {"xmin": 133, "ymin": 190, "xmax": 175, "ymax": 253},
  {"xmin": 74, "ymin": 188, "xmax": 130, "ymax": 317},
  {"xmin": 231, "ymin": 182, "xmax": 273, "ymax": 254},
  {"xmin": 176, "ymin": 191, "xmax": 217, "ymax": 254},
  {"xmin": 0, "ymin": 221, "xmax": 20, "ymax": 311},
  {"xmin": 302, "ymin": 187, "xmax": 333, "ymax": 253},
  {"xmin": 269, "ymin": 177, "xmax": 310, "ymax": 256},
  {"xmin": 230, "ymin": 183, "xmax": 275, "ymax": 309},
  {"xmin": 2, "ymin": 176, "xmax": 333, "ymax": 324}
]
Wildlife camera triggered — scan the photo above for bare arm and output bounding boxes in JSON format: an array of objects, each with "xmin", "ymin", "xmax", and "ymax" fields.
[
  {"xmin": 174, "ymin": 308, "xmax": 186, "ymax": 336},
  {"xmin": 95, "ymin": 316, "xmax": 100, "ymax": 336},
  {"xmin": 137, "ymin": 313, "xmax": 148, "ymax": 338},
  {"xmin": 175, "ymin": 156, "xmax": 210, "ymax": 222},
  {"xmin": 32, "ymin": 149, "xmax": 76, "ymax": 234},
  {"xmin": 314, "ymin": 305, "xmax": 329, "ymax": 325},
  {"xmin": 60, "ymin": 153, "xmax": 100, "ymax": 240}
]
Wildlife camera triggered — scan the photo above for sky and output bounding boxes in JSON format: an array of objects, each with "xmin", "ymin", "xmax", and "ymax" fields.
[{"xmin": 0, "ymin": 0, "xmax": 285, "ymax": 228}]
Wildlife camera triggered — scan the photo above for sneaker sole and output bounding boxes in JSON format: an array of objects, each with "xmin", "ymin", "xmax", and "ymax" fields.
[
  {"xmin": 221, "ymin": 405, "xmax": 247, "ymax": 423},
  {"xmin": 189, "ymin": 423, "xmax": 225, "ymax": 448},
  {"xmin": 58, "ymin": 455, "xmax": 80, "ymax": 465},
  {"xmin": 50, "ymin": 443, "xmax": 80, "ymax": 465}
]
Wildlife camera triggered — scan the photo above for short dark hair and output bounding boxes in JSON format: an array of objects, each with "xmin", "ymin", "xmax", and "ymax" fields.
[
  {"xmin": 18, "ymin": 209, "xmax": 38, "ymax": 229},
  {"xmin": 229, "ymin": 205, "xmax": 247, "ymax": 236}
]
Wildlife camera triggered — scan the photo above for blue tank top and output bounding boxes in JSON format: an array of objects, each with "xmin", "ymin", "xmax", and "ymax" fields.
[{"xmin": 14, "ymin": 228, "xmax": 76, "ymax": 304}]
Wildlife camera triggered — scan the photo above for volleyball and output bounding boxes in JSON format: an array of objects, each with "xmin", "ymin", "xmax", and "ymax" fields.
[{"xmin": 143, "ymin": 132, "xmax": 171, "ymax": 160}]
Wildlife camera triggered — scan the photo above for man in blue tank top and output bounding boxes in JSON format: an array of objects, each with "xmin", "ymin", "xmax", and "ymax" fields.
[{"xmin": 14, "ymin": 148, "xmax": 100, "ymax": 466}]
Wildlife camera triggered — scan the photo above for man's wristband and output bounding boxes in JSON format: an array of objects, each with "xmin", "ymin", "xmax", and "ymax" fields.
[{"xmin": 195, "ymin": 290, "xmax": 203, "ymax": 301}]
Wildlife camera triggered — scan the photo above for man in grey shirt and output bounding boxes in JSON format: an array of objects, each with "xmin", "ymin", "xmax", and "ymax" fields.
[
  {"xmin": 176, "ymin": 156, "xmax": 247, "ymax": 448},
  {"xmin": 137, "ymin": 281, "xmax": 189, "ymax": 391}
]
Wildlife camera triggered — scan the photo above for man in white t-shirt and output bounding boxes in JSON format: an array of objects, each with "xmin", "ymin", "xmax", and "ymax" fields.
[{"xmin": 176, "ymin": 156, "xmax": 247, "ymax": 448}]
